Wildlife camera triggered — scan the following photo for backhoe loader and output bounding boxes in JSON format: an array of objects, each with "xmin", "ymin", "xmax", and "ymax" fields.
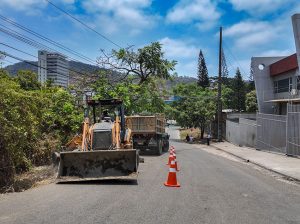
[{"xmin": 56, "ymin": 99, "xmax": 139, "ymax": 182}]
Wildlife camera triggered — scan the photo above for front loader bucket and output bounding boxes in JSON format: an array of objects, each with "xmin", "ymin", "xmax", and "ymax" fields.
[{"xmin": 56, "ymin": 149, "xmax": 139, "ymax": 182}]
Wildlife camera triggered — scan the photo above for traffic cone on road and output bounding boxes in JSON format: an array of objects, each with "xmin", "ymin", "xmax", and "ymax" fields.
[
  {"xmin": 166, "ymin": 153, "xmax": 174, "ymax": 165},
  {"xmin": 164, "ymin": 158, "xmax": 180, "ymax": 187},
  {"xmin": 167, "ymin": 150, "xmax": 179, "ymax": 171}
]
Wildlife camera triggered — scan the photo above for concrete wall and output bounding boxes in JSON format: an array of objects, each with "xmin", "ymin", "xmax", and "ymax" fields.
[
  {"xmin": 227, "ymin": 113, "xmax": 256, "ymax": 120},
  {"xmin": 226, "ymin": 118, "xmax": 257, "ymax": 148}
]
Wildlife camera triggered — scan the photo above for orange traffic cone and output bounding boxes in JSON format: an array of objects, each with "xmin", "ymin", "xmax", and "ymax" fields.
[
  {"xmin": 164, "ymin": 158, "xmax": 180, "ymax": 187},
  {"xmin": 166, "ymin": 154, "xmax": 174, "ymax": 165},
  {"xmin": 171, "ymin": 152, "xmax": 179, "ymax": 171}
]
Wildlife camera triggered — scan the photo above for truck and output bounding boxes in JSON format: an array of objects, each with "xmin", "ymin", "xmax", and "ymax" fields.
[{"xmin": 126, "ymin": 114, "xmax": 169, "ymax": 155}]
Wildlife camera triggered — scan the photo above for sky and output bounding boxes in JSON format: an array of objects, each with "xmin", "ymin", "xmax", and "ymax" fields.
[{"xmin": 1, "ymin": 0, "xmax": 300, "ymax": 79}]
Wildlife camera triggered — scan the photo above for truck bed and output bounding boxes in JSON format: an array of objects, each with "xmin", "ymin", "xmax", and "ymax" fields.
[{"xmin": 126, "ymin": 115, "xmax": 166, "ymax": 134}]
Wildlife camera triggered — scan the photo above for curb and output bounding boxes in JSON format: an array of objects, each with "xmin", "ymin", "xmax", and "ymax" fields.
[{"xmin": 210, "ymin": 144, "xmax": 300, "ymax": 184}]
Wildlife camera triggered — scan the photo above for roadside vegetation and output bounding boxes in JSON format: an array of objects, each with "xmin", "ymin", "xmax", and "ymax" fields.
[
  {"xmin": 0, "ymin": 42, "xmax": 176, "ymax": 192},
  {"xmin": 0, "ymin": 44, "xmax": 257, "ymax": 192}
]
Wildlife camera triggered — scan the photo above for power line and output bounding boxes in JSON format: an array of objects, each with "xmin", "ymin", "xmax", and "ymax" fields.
[
  {"xmin": 0, "ymin": 23, "xmax": 97, "ymax": 66},
  {"xmin": 0, "ymin": 24, "xmax": 127, "ymax": 83},
  {"xmin": 45, "ymin": 0, "xmax": 123, "ymax": 48},
  {"xmin": 1, "ymin": 51, "xmax": 83, "ymax": 82},
  {"xmin": 0, "ymin": 14, "xmax": 97, "ymax": 65},
  {"xmin": 223, "ymin": 41, "xmax": 248, "ymax": 76},
  {"xmin": 0, "ymin": 42, "xmax": 95, "ymax": 78}
]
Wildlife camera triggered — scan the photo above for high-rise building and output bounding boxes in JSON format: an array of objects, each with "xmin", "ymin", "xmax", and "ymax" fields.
[{"xmin": 38, "ymin": 50, "xmax": 69, "ymax": 88}]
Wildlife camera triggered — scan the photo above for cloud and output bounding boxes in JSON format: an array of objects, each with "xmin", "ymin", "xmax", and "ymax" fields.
[
  {"xmin": 166, "ymin": 0, "xmax": 220, "ymax": 30},
  {"xmin": 159, "ymin": 37, "xmax": 200, "ymax": 76},
  {"xmin": 259, "ymin": 49, "xmax": 295, "ymax": 57},
  {"xmin": 228, "ymin": 0, "xmax": 293, "ymax": 15},
  {"xmin": 223, "ymin": 20, "xmax": 282, "ymax": 49},
  {"xmin": 160, "ymin": 37, "xmax": 199, "ymax": 59},
  {"xmin": 61, "ymin": 0, "xmax": 75, "ymax": 3},
  {"xmin": 0, "ymin": 0, "xmax": 46, "ymax": 12},
  {"xmin": 82, "ymin": 0, "xmax": 157, "ymax": 34}
]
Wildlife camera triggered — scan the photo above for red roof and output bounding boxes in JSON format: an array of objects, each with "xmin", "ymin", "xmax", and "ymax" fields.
[{"xmin": 270, "ymin": 53, "xmax": 298, "ymax": 76}]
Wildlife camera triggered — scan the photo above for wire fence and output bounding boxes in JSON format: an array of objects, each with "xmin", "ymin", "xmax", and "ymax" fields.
[
  {"xmin": 257, "ymin": 104, "xmax": 300, "ymax": 157},
  {"xmin": 287, "ymin": 104, "xmax": 300, "ymax": 156},
  {"xmin": 256, "ymin": 113, "xmax": 287, "ymax": 154}
]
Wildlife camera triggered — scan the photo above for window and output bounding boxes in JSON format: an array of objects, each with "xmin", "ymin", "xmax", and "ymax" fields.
[
  {"xmin": 274, "ymin": 78, "xmax": 293, "ymax": 93},
  {"xmin": 297, "ymin": 76, "xmax": 300, "ymax": 90}
]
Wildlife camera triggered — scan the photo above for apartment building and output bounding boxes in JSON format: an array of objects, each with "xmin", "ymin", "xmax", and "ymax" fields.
[{"xmin": 38, "ymin": 50, "xmax": 69, "ymax": 88}]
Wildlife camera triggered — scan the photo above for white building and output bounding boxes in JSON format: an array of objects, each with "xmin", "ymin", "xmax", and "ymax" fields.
[
  {"xmin": 38, "ymin": 50, "xmax": 69, "ymax": 88},
  {"xmin": 251, "ymin": 14, "xmax": 300, "ymax": 115}
]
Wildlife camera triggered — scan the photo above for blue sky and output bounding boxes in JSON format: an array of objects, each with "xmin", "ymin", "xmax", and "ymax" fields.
[{"xmin": 1, "ymin": 0, "xmax": 300, "ymax": 79}]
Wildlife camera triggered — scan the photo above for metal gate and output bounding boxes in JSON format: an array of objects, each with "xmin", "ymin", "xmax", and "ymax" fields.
[
  {"xmin": 256, "ymin": 113, "xmax": 287, "ymax": 154},
  {"xmin": 287, "ymin": 104, "xmax": 300, "ymax": 156}
]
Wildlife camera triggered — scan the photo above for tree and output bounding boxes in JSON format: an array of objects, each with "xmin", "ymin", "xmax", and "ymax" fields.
[
  {"xmin": 246, "ymin": 90, "xmax": 257, "ymax": 112},
  {"xmin": 232, "ymin": 68, "xmax": 246, "ymax": 112},
  {"xmin": 0, "ymin": 70, "xmax": 83, "ymax": 191},
  {"xmin": 197, "ymin": 50, "xmax": 209, "ymax": 88},
  {"xmin": 221, "ymin": 48, "xmax": 229, "ymax": 84},
  {"xmin": 97, "ymin": 42, "xmax": 177, "ymax": 84},
  {"xmin": 92, "ymin": 73, "xmax": 166, "ymax": 115},
  {"xmin": 247, "ymin": 66, "xmax": 255, "ymax": 92},
  {"xmin": 0, "ymin": 53, "xmax": 5, "ymax": 68},
  {"xmin": 222, "ymin": 85, "xmax": 234, "ymax": 109},
  {"xmin": 172, "ymin": 83, "xmax": 216, "ymax": 138},
  {"xmin": 16, "ymin": 70, "xmax": 41, "ymax": 90}
]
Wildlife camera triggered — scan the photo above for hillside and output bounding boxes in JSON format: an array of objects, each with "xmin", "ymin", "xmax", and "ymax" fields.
[{"xmin": 4, "ymin": 61, "xmax": 197, "ymax": 89}]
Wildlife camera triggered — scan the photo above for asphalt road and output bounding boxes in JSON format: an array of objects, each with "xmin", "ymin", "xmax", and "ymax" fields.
[{"xmin": 1, "ymin": 127, "xmax": 300, "ymax": 224}]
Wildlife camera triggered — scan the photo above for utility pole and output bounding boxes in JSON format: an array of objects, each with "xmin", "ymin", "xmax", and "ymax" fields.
[{"xmin": 217, "ymin": 27, "xmax": 223, "ymax": 142}]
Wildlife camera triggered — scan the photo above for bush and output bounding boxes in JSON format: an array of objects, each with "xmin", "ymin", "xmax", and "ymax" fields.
[{"xmin": 0, "ymin": 70, "xmax": 83, "ymax": 190}]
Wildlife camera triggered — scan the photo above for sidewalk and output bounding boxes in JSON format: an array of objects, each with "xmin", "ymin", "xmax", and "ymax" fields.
[{"xmin": 210, "ymin": 142, "xmax": 300, "ymax": 182}]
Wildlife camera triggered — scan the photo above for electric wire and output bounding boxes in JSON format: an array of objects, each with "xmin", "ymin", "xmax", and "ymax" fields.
[
  {"xmin": 1, "ymin": 51, "xmax": 85, "ymax": 82},
  {"xmin": 223, "ymin": 41, "xmax": 248, "ymax": 76},
  {"xmin": 0, "ymin": 14, "xmax": 97, "ymax": 65},
  {"xmin": 0, "ymin": 42, "xmax": 97, "ymax": 78},
  {"xmin": 45, "ymin": 0, "xmax": 123, "ymax": 48}
]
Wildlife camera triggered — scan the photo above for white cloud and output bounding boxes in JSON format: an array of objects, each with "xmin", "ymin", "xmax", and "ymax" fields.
[
  {"xmin": 0, "ymin": 0, "xmax": 46, "ymax": 12},
  {"xmin": 166, "ymin": 0, "xmax": 220, "ymax": 30},
  {"xmin": 160, "ymin": 37, "xmax": 199, "ymax": 59},
  {"xmin": 159, "ymin": 37, "xmax": 200, "ymax": 76},
  {"xmin": 259, "ymin": 49, "xmax": 294, "ymax": 57},
  {"xmin": 61, "ymin": 0, "xmax": 75, "ymax": 3},
  {"xmin": 223, "ymin": 20, "xmax": 282, "ymax": 49},
  {"xmin": 82, "ymin": 0, "xmax": 157, "ymax": 34},
  {"xmin": 228, "ymin": 0, "xmax": 292, "ymax": 15}
]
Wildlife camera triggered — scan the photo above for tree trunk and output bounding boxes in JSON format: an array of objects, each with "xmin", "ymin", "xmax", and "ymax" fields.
[
  {"xmin": 0, "ymin": 140, "xmax": 15, "ymax": 192},
  {"xmin": 200, "ymin": 125, "xmax": 205, "ymax": 139}
]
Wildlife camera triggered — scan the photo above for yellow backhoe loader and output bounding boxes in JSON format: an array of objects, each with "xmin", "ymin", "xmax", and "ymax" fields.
[{"xmin": 56, "ymin": 99, "xmax": 139, "ymax": 182}]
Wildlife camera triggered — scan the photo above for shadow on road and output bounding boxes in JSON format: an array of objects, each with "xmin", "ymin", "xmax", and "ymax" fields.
[{"xmin": 57, "ymin": 179, "xmax": 138, "ymax": 186}]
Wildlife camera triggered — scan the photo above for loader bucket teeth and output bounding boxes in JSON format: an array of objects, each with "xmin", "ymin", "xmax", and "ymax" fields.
[{"xmin": 56, "ymin": 150, "xmax": 139, "ymax": 182}]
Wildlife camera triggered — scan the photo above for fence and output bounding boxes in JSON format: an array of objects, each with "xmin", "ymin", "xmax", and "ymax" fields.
[
  {"xmin": 256, "ymin": 113, "xmax": 287, "ymax": 154},
  {"xmin": 257, "ymin": 104, "xmax": 300, "ymax": 157},
  {"xmin": 287, "ymin": 104, "xmax": 300, "ymax": 156}
]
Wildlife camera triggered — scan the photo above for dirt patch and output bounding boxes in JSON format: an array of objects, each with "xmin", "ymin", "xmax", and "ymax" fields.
[{"xmin": 2, "ymin": 165, "xmax": 56, "ymax": 193}]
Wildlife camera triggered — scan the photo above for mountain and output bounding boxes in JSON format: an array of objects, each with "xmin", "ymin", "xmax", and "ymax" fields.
[
  {"xmin": 4, "ymin": 61, "xmax": 197, "ymax": 89},
  {"xmin": 4, "ymin": 60, "xmax": 100, "ymax": 76}
]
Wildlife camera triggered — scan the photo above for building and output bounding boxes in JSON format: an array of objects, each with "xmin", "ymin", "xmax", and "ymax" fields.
[
  {"xmin": 251, "ymin": 14, "xmax": 300, "ymax": 115},
  {"xmin": 250, "ymin": 14, "xmax": 300, "ymax": 157},
  {"xmin": 38, "ymin": 50, "xmax": 69, "ymax": 88}
]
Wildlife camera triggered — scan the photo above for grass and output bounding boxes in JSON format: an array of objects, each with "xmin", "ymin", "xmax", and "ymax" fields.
[{"xmin": 180, "ymin": 128, "xmax": 201, "ymax": 140}]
